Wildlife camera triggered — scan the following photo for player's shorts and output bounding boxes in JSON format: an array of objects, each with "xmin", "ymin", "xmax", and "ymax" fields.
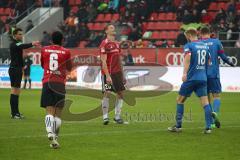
[
  {"xmin": 8, "ymin": 67, "xmax": 23, "ymax": 88},
  {"xmin": 40, "ymin": 82, "xmax": 66, "ymax": 108},
  {"xmin": 102, "ymin": 72, "xmax": 125, "ymax": 93},
  {"xmin": 179, "ymin": 80, "xmax": 207, "ymax": 97},
  {"xmin": 24, "ymin": 68, "xmax": 30, "ymax": 76},
  {"xmin": 207, "ymin": 78, "xmax": 222, "ymax": 94}
]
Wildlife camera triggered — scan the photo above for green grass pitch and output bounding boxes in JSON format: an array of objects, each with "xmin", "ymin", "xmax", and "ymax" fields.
[{"xmin": 0, "ymin": 89, "xmax": 240, "ymax": 160}]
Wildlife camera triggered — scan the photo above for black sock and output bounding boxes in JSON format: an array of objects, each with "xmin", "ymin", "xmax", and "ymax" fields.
[
  {"xmin": 24, "ymin": 79, "xmax": 27, "ymax": 88},
  {"xmin": 10, "ymin": 94, "xmax": 19, "ymax": 116},
  {"xmin": 29, "ymin": 79, "xmax": 31, "ymax": 88}
]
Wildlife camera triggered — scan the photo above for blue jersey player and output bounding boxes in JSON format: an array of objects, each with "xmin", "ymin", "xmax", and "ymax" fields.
[
  {"xmin": 168, "ymin": 28, "xmax": 213, "ymax": 134},
  {"xmin": 200, "ymin": 26, "xmax": 235, "ymax": 128}
]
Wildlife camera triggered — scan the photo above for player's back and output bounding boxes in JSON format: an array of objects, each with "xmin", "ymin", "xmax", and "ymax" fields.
[
  {"xmin": 41, "ymin": 45, "xmax": 71, "ymax": 84},
  {"xmin": 184, "ymin": 41, "xmax": 209, "ymax": 82},
  {"xmin": 201, "ymin": 38, "xmax": 222, "ymax": 78}
]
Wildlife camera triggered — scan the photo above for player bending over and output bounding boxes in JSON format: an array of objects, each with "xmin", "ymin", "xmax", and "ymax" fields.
[
  {"xmin": 40, "ymin": 31, "xmax": 71, "ymax": 148},
  {"xmin": 99, "ymin": 24, "xmax": 126, "ymax": 125},
  {"xmin": 168, "ymin": 28, "xmax": 213, "ymax": 134},
  {"xmin": 200, "ymin": 26, "xmax": 235, "ymax": 128}
]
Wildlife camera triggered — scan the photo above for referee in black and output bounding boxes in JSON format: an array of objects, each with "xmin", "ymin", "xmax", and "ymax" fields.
[{"xmin": 9, "ymin": 28, "xmax": 39, "ymax": 119}]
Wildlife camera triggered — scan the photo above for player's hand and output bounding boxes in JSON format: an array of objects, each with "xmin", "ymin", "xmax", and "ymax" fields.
[
  {"xmin": 106, "ymin": 75, "xmax": 112, "ymax": 84},
  {"xmin": 182, "ymin": 74, "xmax": 187, "ymax": 82},
  {"xmin": 228, "ymin": 59, "xmax": 235, "ymax": 67},
  {"xmin": 32, "ymin": 41, "xmax": 41, "ymax": 47}
]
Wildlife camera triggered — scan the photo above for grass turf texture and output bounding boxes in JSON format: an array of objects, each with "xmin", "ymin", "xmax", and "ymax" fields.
[{"xmin": 0, "ymin": 89, "xmax": 240, "ymax": 160}]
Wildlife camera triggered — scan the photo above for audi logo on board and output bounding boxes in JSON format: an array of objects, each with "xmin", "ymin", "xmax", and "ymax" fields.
[{"xmin": 165, "ymin": 52, "xmax": 238, "ymax": 67}]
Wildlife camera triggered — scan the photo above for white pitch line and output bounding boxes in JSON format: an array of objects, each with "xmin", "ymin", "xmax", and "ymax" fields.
[{"xmin": 0, "ymin": 125, "xmax": 239, "ymax": 140}]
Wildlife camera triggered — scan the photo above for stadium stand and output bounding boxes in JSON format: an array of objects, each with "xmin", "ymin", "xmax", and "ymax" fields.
[{"xmin": 0, "ymin": 0, "xmax": 240, "ymax": 48}]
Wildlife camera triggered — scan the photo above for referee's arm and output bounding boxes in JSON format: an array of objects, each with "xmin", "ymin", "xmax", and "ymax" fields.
[{"xmin": 15, "ymin": 42, "xmax": 33, "ymax": 50}]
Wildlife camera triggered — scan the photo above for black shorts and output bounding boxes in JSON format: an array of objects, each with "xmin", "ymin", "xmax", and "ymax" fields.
[
  {"xmin": 8, "ymin": 67, "xmax": 23, "ymax": 88},
  {"xmin": 102, "ymin": 72, "xmax": 125, "ymax": 93},
  {"xmin": 24, "ymin": 69, "xmax": 30, "ymax": 76},
  {"xmin": 40, "ymin": 82, "xmax": 66, "ymax": 108}
]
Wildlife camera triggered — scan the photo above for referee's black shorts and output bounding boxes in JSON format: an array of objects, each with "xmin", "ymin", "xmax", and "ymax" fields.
[
  {"xmin": 8, "ymin": 67, "xmax": 23, "ymax": 88},
  {"xmin": 102, "ymin": 72, "xmax": 125, "ymax": 93},
  {"xmin": 40, "ymin": 82, "xmax": 66, "ymax": 108}
]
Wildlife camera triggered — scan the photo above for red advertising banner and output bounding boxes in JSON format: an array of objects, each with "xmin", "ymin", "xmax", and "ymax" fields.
[
  {"xmin": 157, "ymin": 48, "xmax": 183, "ymax": 66},
  {"xmin": 24, "ymin": 48, "xmax": 158, "ymax": 65}
]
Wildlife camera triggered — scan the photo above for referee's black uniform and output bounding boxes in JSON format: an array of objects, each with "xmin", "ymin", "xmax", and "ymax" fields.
[{"xmin": 9, "ymin": 39, "xmax": 33, "ymax": 117}]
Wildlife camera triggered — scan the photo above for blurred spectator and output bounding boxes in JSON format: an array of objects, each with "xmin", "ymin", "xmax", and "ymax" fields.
[
  {"xmin": 160, "ymin": 39, "xmax": 169, "ymax": 48},
  {"xmin": 148, "ymin": 41, "xmax": 156, "ymax": 48},
  {"xmin": 41, "ymin": 31, "xmax": 51, "ymax": 46},
  {"xmin": 201, "ymin": 9, "xmax": 213, "ymax": 24},
  {"xmin": 226, "ymin": 11, "xmax": 236, "ymax": 24},
  {"xmin": 182, "ymin": 10, "xmax": 194, "ymax": 24},
  {"xmin": 235, "ymin": 38, "xmax": 240, "ymax": 48},
  {"xmin": 15, "ymin": 0, "xmax": 27, "ymax": 22},
  {"xmin": 86, "ymin": 32, "xmax": 104, "ymax": 47},
  {"xmin": 192, "ymin": 9, "xmax": 201, "ymax": 23},
  {"xmin": 122, "ymin": 48, "xmax": 134, "ymax": 66},
  {"xmin": 227, "ymin": 0, "xmax": 236, "ymax": 14},
  {"xmin": 64, "ymin": 30, "xmax": 79, "ymax": 48},
  {"xmin": 87, "ymin": 4, "xmax": 97, "ymax": 22},
  {"xmin": 77, "ymin": 5, "xmax": 89, "ymax": 23},
  {"xmin": 65, "ymin": 12, "xmax": 78, "ymax": 32},
  {"xmin": 108, "ymin": 0, "xmax": 120, "ymax": 12},
  {"xmin": 214, "ymin": 9, "xmax": 227, "ymax": 24},
  {"xmin": 135, "ymin": 39, "xmax": 144, "ymax": 48},
  {"xmin": 0, "ymin": 19, "xmax": 5, "ymax": 34},
  {"xmin": 175, "ymin": 29, "xmax": 187, "ymax": 47},
  {"xmin": 226, "ymin": 22, "xmax": 239, "ymax": 47},
  {"xmin": 76, "ymin": 23, "xmax": 90, "ymax": 41},
  {"xmin": 128, "ymin": 23, "xmax": 142, "ymax": 41},
  {"xmin": 25, "ymin": 20, "xmax": 34, "ymax": 33}
]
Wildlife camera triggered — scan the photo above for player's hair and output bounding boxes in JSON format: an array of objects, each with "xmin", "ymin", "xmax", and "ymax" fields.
[
  {"xmin": 52, "ymin": 31, "xmax": 63, "ymax": 45},
  {"xmin": 104, "ymin": 23, "xmax": 114, "ymax": 32},
  {"xmin": 200, "ymin": 26, "xmax": 211, "ymax": 35},
  {"xmin": 13, "ymin": 28, "xmax": 22, "ymax": 35},
  {"xmin": 184, "ymin": 28, "xmax": 198, "ymax": 37}
]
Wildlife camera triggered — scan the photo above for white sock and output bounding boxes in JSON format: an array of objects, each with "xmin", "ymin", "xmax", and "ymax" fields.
[
  {"xmin": 115, "ymin": 99, "xmax": 123, "ymax": 120},
  {"xmin": 102, "ymin": 97, "xmax": 109, "ymax": 119},
  {"xmin": 45, "ymin": 115, "xmax": 55, "ymax": 134},
  {"xmin": 55, "ymin": 117, "xmax": 62, "ymax": 136}
]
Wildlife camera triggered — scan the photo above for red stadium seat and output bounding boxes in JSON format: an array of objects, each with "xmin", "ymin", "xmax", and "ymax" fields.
[
  {"xmin": 151, "ymin": 31, "xmax": 160, "ymax": 39},
  {"xmin": 218, "ymin": 2, "xmax": 227, "ymax": 10},
  {"xmin": 208, "ymin": 12, "xmax": 217, "ymax": 19},
  {"xmin": 4, "ymin": 8, "xmax": 11, "ymax": 15},
  {"xmin": 105, "ymin": 14, "xmax": 112, "ymax": 22},
  {"xmin": 149, "ymin": 12, "xmax": 158, "ymax": 21},
  {"xmin": 142, "ymin": 40, "xmax": 149, "ymax": 47},
  {"xmin": 166, "ymin": 13, "xmax": 176, "ymax": 21},
  {"xmin": 158, "ymin": 13, "xmax": 166, "ymax": 21},
  {"xmin": 156, "ymin": 22, "xmax": 166, "ymax": 30},
  {"xmin": 146, "ymin": 22, "xmax": 156, "ymax": 30},
  {"xmin": 167, "ymin": 40, "xmax": 174, "ymax": 46},
  {"xmin": 71, "ymin": 6, "xmax": 79, "ymax": 14},
  {"xmin": 0, "ymin": 16, "xmax": 7, "ymax": 23},
  {"xmin": 208, "ymin": 2, "xmax": 218, "ymax": 11},
  {"xmin": 95, "ymin": 14, "xmax": 105, "ymax": 22},
  {"xmin": 168, "ymin": 22, "xmax": 181, "ymax": 30},
  {"xmin": 87, "ymin": 23, "xmax": 94, "ymax": 30},
  {"xmin": 76, "ymin": 0, "xmax": 81, "ymax": 5},
  {"xmin": 168, "ymin": 31, "xmax": 178, "ymax": 39},
  {"xmin": 159, "ymin": 31, "xmax": 168, "ymax": 39},
  {"xmin": 0, "ymin": 8, "xmax": 4, "ymax": 15},
  {"xmin": 112, "ymin": 13, "xmax": 119, "ymax": 21},
  {"xmin": 69, "ymin": 0, "xmax": 75, "ymax": 5},
  {"xmin": 155, "ymin": 40, "xmax": 163, "ymax": 46}
]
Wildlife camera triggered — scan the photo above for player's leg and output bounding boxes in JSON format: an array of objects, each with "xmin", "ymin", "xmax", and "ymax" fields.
[
  {"xmin": 200, "ymin": 96, "xmax": 212, "ymax": 133},
  {"xmin": 212, "ymin": 93, "xmax": 221, "ymax": 128},
  {"xmin": 196, "ymin": 81, "xmax": 212, "ymax": 133},
  {"xmin": 23, "ymin": 76, "xmax": 27, "ymax": 89},
  {"xmin": 114, "ymin": 90, "xmax": 124, "ymax": 124},
  {"xmin": 101, "ymin": 75, "xmax": 111, "ymax": 125},
  {"xmin": 112, "ymin": 72, "xmax": 126, "ymax": 124},
  {"xmin": 168, "ymin": 81, "xmax": 191, "ymax": 132},
  {"xmin": 9, "ymin": 68, "xmax": 23, "ymax": 119},
  {"xmin": 55, "ymin": 107, "xmax": 63, "ymax": 138}
]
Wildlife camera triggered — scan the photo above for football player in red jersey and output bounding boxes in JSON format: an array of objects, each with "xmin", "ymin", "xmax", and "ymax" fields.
[
  {"xmin": 40, "ymin": 31, "xmax": 71, "ymax": 149},
  {"xmin": 100, "ymin": 24, "xmax": 126, "ymax": 125}
]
